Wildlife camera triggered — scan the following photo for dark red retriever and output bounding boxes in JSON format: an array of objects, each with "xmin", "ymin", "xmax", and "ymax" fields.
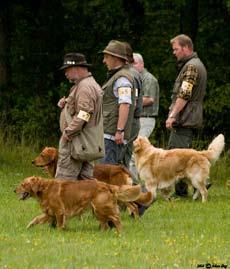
[{"xmin": 14, "ymin": 176, "xmax": 143, "ymax": 233}]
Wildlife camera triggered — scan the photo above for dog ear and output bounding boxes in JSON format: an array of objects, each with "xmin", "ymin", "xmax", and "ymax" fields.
[
  {"xmin": 30, "ymin": 176, "xmax": 44, "ymax": 194},
  {"xmin": 45, "ymin": 147, "xmax": 57, "ymax": 162}
]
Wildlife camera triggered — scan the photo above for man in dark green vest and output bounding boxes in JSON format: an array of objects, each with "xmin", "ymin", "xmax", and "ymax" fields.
[
  {"xmin": 166, "ymin": 34, "xmax": 208, "ymax": 197},
  {"xmin": 100, "ymin": 40, "xmax": 136, "ymax": 165}
]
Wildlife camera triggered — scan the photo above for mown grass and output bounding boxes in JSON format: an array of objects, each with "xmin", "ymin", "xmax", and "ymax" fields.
[{"xmin": 0, "ymin": 135, "xmax": 229, "ymax": 269}]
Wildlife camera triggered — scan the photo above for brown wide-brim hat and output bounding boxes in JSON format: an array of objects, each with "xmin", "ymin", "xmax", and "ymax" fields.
[
  {"xmin": 100, "ymin": 40, "xmax": 128, "ymax": 62},
  {"xmin": 60, "ymin": 53, "xmax": 92, "ymax": 70}
]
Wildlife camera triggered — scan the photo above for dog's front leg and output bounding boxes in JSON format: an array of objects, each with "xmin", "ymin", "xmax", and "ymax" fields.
[{"xmin": 27, "ymin": 213, "xmax": 51, "ymax": 228}]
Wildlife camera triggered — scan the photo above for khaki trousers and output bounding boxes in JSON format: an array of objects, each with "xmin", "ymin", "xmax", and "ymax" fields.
[{"xmin": 55, "ymin": 139, "xmax": 93, "ymax": 180}]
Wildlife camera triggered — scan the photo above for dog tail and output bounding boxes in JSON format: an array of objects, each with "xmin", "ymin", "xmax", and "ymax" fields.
[
  {"xmin": 112, "ymin": 184, "xmax": 141, "ymax": 202},
  {"xmin": 135, "ymin": 191, "xmax": 153, "ymax": 206},
  {"xmin": 202, "ymin": 134, "xmax": 225, "ymax": 163}
]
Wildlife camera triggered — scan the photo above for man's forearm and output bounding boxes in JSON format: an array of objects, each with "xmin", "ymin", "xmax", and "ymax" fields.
[
  {"xmin": 117, "ymin": 103, "xmax": 130, "ymax": 130},
  {"xmin": 169, "ymin": 98, "xmax": 187, "ymax": 118}
]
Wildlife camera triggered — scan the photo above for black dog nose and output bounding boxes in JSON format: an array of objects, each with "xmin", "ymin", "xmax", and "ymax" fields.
[{"xmin": 32, "ymin": 160, "xmax": 34, "ymax": 164}]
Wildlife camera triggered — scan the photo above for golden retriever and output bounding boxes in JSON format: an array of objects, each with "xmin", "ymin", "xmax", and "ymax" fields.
[
  {"xmin": 133, "ymin": 134, "xmax": 225, "ymax": 202},
  {"xmin": 32, "ymin": 148, "xmax": 153, "ymax": 217},
  {"xmin": 14, "ymin": 176, "xmax": 143, "ymax": 233}
]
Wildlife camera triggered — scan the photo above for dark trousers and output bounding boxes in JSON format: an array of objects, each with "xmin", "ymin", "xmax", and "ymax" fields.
[
  {"xmin": 101, "ymin": 138, "xmax": 126, "ymax": 166},
  {"xmin": 168, "ymin": 127, "xmax": 194, "ymax": 196}
]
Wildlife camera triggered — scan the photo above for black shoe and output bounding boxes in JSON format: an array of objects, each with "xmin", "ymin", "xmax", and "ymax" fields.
[
  {"xmin": 130, "ymin": 203, "xmax": 149, "ymax": 218},
  {"xmin": 134, "ymin": 203, "xmax": 150, "ymax": 217},
  {"xmin": 138, "ymin": 204, "xmax": 149, "ymax": 216},
  {"xmin": 175, "ymin": 181, "xmax": 188, "ymax": 197}
]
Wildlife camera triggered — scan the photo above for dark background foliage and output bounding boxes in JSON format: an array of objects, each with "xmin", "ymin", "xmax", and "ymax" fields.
[{"xmin": 0, "ymin": 0, "xmax": 229, "ymax": 148}]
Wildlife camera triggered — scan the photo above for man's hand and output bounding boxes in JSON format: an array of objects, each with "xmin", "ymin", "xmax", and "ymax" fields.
[
  {"xmin": 57, "ymin": 96, "xmax": 66, "ymax": 109},
  {"xmin": 166, "ymin": 117, "xmax": 176, "ymax": 130},
  {"xmin": 166, "ymin": 98, "xmax": 187, "ymax": 130},
  {"xmin": 61, "ymin": 132, "xmax": 71, "ymax": 142},
  {"xmin": 115, "ymin": 131, "xmax": 124, "ymax": 144}
]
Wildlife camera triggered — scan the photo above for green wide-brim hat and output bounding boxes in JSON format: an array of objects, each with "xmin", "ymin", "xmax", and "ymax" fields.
[{"xmin": 101, "ymin": 40, "xmax": 128, "ymax": 61}]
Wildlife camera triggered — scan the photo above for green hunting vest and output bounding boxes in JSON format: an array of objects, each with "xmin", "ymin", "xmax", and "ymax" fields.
[
  {"xmin": 171, "ymin": 53, "xmax": 207, "ymax": 128},
  {"xmin": 102, "ymin": 66, "xmax": 135, "ymax": 140}
]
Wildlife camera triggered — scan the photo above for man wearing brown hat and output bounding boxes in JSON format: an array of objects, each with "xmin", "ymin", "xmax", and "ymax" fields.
[
  {"xmin": 100, "ymin": 40, "xmax": 136, "ymax": 166},
  {"xmin": 56, "ymin": 53, "xmax": 104, "ymax": 180}
]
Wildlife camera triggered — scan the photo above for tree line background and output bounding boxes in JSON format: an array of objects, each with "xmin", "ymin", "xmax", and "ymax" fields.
[{"xmin": 0, "ymin": 0, "xmax": 229, "ymax": 149}]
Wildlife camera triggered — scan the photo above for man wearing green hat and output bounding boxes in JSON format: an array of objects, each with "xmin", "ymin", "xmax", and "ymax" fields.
[{"xmin": 100, "ymin": 40, "xmax": 136, "ymax": 166}]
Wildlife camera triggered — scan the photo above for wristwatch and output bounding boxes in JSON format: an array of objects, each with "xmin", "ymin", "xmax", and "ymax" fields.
[{"xmin": 116, "ymin": 128, "xmax": 124, "ymax": 133}]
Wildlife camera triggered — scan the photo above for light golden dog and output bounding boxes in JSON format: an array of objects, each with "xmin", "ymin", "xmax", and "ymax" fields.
[
  {"xmin": 133, "ymin": 134, "xmax": 225, "ymax": 202},
  {"xmin": 32, "ymin": 147, "xmax": 153, "ymax": 217},
  {"xmin": 14, "ymin": 176, "xmax": 143, "ymax": 233}
]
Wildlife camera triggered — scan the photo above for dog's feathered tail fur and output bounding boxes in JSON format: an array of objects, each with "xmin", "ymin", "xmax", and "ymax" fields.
[
  {"xmin": 110, "ymin": 184, "xmax": 141, "ymax": 202},
  {"xmin": 201, "ymin": 134, "xmax": 225, "ymax": 163}
]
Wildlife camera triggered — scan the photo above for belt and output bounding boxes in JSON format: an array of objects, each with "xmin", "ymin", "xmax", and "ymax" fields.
[{"xmin": 104, "ymin": 133, "xmax": 128, "ymax": 144}]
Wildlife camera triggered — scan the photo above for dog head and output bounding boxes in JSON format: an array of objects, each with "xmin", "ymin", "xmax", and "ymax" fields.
[
  {"xmin": 14, "ymin": 176, "xmax": 45, "ymax": 200},
  {"xmin": 133, "ymin": 136, "xmax": 151, "ymax": 153},
  {"xmin": 32, "ymin": 147, "xmax": 58, "ymax": 167}
]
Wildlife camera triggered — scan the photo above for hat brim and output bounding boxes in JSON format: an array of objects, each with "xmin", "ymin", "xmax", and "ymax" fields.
[
  {"xmin": 101, "ymin": 49, "xmax": 128, "ymax": 61},
  {"xmin": 60, "ymin": 63, "xmax": 92, "ymax": 70}
]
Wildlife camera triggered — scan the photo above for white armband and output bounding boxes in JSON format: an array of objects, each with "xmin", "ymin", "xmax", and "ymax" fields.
[
  {"xmin": 118, "ymin": 87, "xmax": 132, "ymax": 97},
  {"xmin": 77, "ymin": 110, "xmax": 91, "ymax": 122},
  {"xmin": 181, "ymin": 81, "xmax": 193, "ymax": 92}
]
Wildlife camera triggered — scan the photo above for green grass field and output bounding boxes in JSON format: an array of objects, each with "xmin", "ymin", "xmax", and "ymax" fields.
[{"xmin": 0, "ymin": 139, "xmax": 229, "ymax": 269}]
